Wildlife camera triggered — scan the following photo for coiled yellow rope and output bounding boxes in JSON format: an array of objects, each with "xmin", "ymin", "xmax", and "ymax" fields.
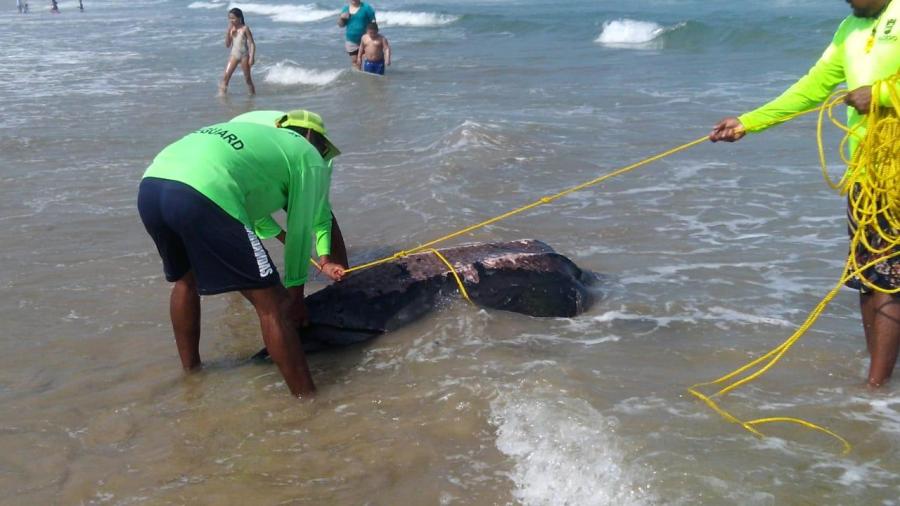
[{"xmin": 690, "ymin": 73, "xmax": 900, "ymax": 454}]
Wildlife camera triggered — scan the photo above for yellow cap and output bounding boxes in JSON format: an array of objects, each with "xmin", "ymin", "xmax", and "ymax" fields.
[{"xmin": 275, "ymin": 109, "xmax": 341, "ymax": 160}]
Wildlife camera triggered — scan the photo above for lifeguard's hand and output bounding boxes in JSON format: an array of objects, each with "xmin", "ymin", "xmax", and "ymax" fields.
[
  {"xmin": 320, "ymin": 262, "xmax": 346, "ymax": 282},
  {"xmin": 845, "ymin": 85, "xmax": 873, "ymax": 115},
  {"xmin": 709, "ymin": 117, "xmax": 746, "ymax": 143}
]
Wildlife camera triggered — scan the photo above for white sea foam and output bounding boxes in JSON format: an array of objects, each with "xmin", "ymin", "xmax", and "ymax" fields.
[
  {"xmin": 595, "ymin": 19, "xmax": 666, "ymax": 45},
  {"xmin": 378, "ymin": 11, "xmax": 460, "ymax": 27},
  {"xmin": 810, "ymin": 459, "xmax": 900, "ymax": 489},
  {"xmin": 507, "ymin": 331, "xmax": 621, "ymax": 347},
  {"xmin": 577, "ymin": 305, "xmax": 793, "ymax": 332},
  {"xmin": 188, "ymin": 1, "xmax": 223, "ymax": 9},
  {"xmin": 845, "ymin": 393, "xmax": 900, "ymax": 435},
  {"xmin": 228, "ymin": 2, "xmax": 337, "ymax": 24},
  {"xmin": 491, "ymin": 390, "xmax": 656, "ymax": 506},
  {"xmin": 263, "ymin": 62, "xmax": 344, "ymax": 86}
]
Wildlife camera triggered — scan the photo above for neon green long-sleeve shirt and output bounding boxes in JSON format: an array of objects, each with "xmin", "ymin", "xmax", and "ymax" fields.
[
  {"xmin": 227, "ymin": 110, "xmax": 335, "ymax": 252},
  {"xmin": 142, "ymin": 121, "xmax": 332, "ymax": 288},
  {"xmin": 739, "ymin": 2, "xmax": 900, "ymax": 156}
]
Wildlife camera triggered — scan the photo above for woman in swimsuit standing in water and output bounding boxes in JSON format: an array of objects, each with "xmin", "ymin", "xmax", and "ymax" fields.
[{"xmin": 220, "ymin": 8, "xmax": 256, "ymax": 96}]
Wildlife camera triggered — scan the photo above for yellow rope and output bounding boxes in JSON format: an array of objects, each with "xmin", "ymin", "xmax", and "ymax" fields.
[
  {"xmin": 343, "ymin": 106, "xmax": 826, "ymax": 276},
  {"xmin": 344, "ymin": 136, "xmax": 710, "ymax": 274},
  {"xmin": 303, "ymin": 72, "xmax": 896, "ymax": 454},
  {"xmin": 427, "ymin": 248, "xmax": 474, "ymax": 304},
  {"xmin": 690, "ymin": 73, "xmax": 900, "ymax": 454}
]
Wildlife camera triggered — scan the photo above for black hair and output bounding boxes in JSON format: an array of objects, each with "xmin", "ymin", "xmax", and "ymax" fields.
[
  {"xmin": 367, "ymin": 21, "xmax": 378, "ymax": 31},
  {"xmin": 228, "ymin": 7, "xmax": 245, "ymax": 24},
  {"xmin": 285, "ymin": 126, "xmax": 330, "ymax": 158}
]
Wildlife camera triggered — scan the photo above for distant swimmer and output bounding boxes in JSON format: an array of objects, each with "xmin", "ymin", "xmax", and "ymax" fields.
[
  {"xmin": 358, "ymin": 22, "xmax": 391, "ymax": 75},
  {"xmin": 49, "ymin": 0, "xmax": 58, "ymax": 13},
  {"xmin": 78, "ymin": 0, "xmax": 83, "ymax": 11},
  {"xmin": 710, "ymin": 0, "xmax": 900, "ymax": 387},
  {"xmin": 137, "ymin": 109, "xmax": 348, "ymax": 398},
  {"xmin": 17, "ymin": 0, "xmax": 22, "ymax": 13},
  {"xmin": 219, "ymin": 7, "xmax": 256, "ymax": 96},
  {"xmin": 337, "ymin": 0, "xmax": 376, "ymax": 70}
]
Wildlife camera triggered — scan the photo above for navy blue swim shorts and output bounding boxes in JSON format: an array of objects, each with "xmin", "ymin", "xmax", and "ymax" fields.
[
  {"xmin": 137, "ymin": 177, "xmax": 281, "ymax": 295},
  {"xmin": 363, "ymin": 59, "xmax": 385, "ymax": 75}
]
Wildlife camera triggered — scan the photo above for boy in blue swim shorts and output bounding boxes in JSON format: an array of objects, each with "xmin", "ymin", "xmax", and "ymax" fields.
[{"xmin": 359, "ymin": 22, "xmax": 391, "ymax": 75}]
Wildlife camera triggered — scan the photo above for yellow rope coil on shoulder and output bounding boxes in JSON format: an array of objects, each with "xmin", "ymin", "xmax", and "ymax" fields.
[{"xmin": 690, "ymin": 72, "xmax": 900, "ymax": 454}]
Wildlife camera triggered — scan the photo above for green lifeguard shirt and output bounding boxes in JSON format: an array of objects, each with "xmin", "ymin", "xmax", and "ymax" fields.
[
  {"xmin": 739, "ymin": 1, "xmax": 900, "ymax": 157},
  {"xmin": 142, "ymin": 120, "xmax": 333, "ymax": 287},
  {"xmin": 227, "ymin": 110, "xmax": 336, "ymax": 244}
]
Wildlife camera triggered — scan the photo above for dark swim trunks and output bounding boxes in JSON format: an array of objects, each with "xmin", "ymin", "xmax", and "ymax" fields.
[
  {"xmin": 843, "ymin": 187, "xmax": 900, "ymax": 293},
  {"xmin": 363, "ymin": 59, "xmax": 385, "ymax": 75},
  {"xmin": 137, "ymin": 177, "xmax": 281, "ymax": 295}
]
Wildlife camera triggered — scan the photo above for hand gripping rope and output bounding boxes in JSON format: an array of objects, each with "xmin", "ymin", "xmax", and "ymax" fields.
[{"xmin": 690, "ymin": 72, "xmax": 900, "ymax": 454}]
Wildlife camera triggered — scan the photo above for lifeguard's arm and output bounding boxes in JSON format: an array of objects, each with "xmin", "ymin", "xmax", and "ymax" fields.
[
  {"xmin": 253, "ymin": 215, "xmax": 283, "ymax": 239},
  {"xmin": 876, "ymin": 78, "xmax": 900, "ymax": 108},
  {"xmin": 737, "ymin": 41, "xmax": 845, "ymax": 132},
  {"xmin": 311, "ymin": 171, "xmax": 347, "ymax": 280},
  {"xmin": 384, "ymin": 36, "xmax": 391, "ymax": 65},
  {"xmin": 327, "ymin": 215, "xmax": 348, "ymax": 269},
  {"xmin": 880, "ymin": 81, "xmax": 900, "ymax": 107},
  {"xmin": 282, "ymin": 169, "xmax": 319, "ymax": 289},
  {"xmin": 246, "ymin": 27, "xmax": 256, "ymax": 65},
  {"xmin": 273, "ymin": 217, "xmax": 345, "ymax": 279}
]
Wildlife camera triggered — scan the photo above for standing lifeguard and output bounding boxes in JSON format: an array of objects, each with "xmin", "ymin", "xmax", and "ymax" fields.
[{"xmin": 710, "ymin": 0, "xmax": 900, "ymax": 387}]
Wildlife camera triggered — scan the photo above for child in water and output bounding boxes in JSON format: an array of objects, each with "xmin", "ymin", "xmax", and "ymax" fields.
[
  {"xmin": 357, "ymin": 22, "xmax": 391, "ymax": 75},
  {"xmin": 219, "ymin": 8, "xmax": 256, "ymax": 96}
]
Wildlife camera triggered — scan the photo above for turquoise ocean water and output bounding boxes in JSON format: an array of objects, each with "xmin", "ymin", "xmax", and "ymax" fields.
[{"xmin": 3, "ymin": 0, "xmax": 900, "ymax": 504}]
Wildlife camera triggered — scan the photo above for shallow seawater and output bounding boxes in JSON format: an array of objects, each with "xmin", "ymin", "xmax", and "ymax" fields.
[{"xmin": 2, "ymin": 0, "xmax": 899, "ymax": 504}]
